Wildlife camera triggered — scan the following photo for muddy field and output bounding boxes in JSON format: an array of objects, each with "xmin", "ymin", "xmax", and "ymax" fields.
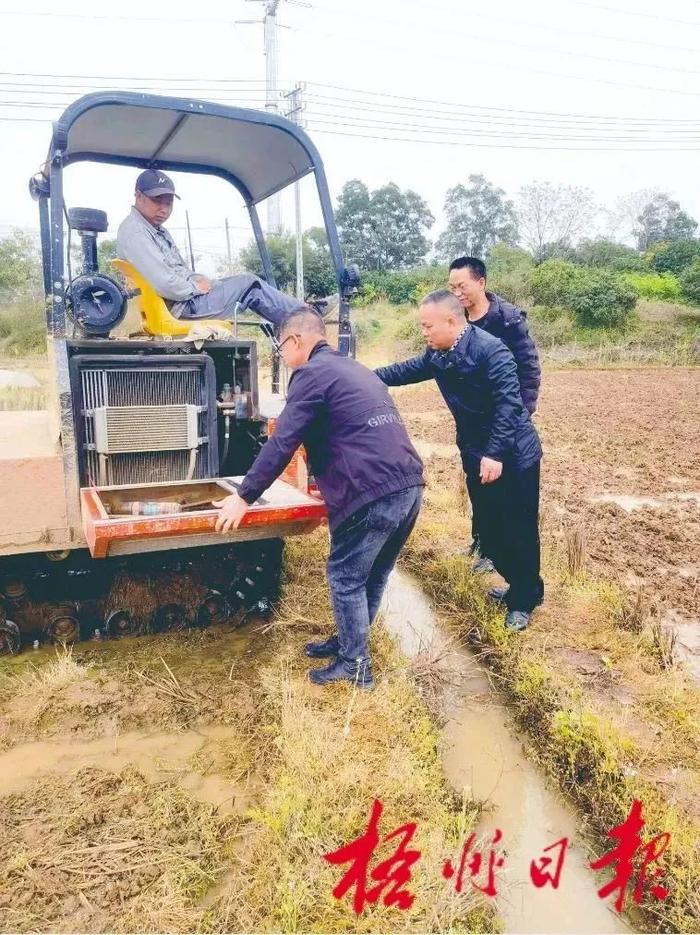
[{"xmin": 396, "ymin": 368, "xmax": 700, "ymax": 656}]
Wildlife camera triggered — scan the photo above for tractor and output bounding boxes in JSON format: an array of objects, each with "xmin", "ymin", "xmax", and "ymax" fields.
[{"xmin": 0, "ymin": 91, "xmax": 358, "ymax": 653}]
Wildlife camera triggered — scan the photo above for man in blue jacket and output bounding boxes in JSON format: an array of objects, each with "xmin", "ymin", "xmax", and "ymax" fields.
[
  {"xmin": 448, "ymin": 256, "xmax": 541, "ymax": 574},
  {"xmin": 375, "ymin": 291, "xmax": 543, "ymax": 632},
  {"xmin": 214, "ymin": 307, "xmax": 424, "ymax": 688}
]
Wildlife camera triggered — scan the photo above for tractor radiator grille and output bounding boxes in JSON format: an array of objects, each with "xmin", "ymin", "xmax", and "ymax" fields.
[{"xmin": 73, "ymin": 356, "xmax": 218, "ymax": 487}]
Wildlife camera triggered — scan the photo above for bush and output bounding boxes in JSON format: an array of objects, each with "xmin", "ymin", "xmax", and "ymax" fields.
[
  {"xmin": 529, "ymin": 260, "xmax": 580, "ymax": 308},
  {"xmin": 622, "ymin": 272, "xmax": 681, "ymax": 302},
  {"xmin": 573, "ymin": 238, "xmax": 646, "ymax": 272},
  {"xmin": 680, "ymin": 259, "xmax": 700, "ymax": 305},
  {"xmin": 566, "ymin": 270, "xmax": 639, "ymax": 328},
  {"xmin": 359, "ymin": 267, "xmax": 448, "ymax": 306},
  {"xmin": 395, "ymin": 315, "xmax": 424, "ymax": 353},
  {"xmin": 0, "ymin": 298, "xmax": 46, "ymax": 356},
  {"xmin": 649, "ymin": 240, "xmax": 700, "ymax": 276}
]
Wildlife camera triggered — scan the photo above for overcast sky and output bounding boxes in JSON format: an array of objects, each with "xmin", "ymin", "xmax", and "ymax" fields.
[{"xmin": 1, "ymin": 0, "xmax": 699, "ymax": 273}]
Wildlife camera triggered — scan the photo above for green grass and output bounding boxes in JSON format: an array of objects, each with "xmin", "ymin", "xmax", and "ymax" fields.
[{"xmin": 0, "ymin": 298, "xmax": 46, "ymax": 357}]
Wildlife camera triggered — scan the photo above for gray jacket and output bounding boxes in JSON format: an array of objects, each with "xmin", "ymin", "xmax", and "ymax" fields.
[{"xmin": 116, "ymin": 207, "xmax": 203, "ymax": 315}]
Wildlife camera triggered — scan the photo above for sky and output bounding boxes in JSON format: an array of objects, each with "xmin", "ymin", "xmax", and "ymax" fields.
[{"xmin": 0, "ymin": 0, "xmax": 699, "ymax": 274}]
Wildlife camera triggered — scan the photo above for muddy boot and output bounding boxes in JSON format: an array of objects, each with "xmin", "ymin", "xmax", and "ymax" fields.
[
  {"xmin": 505, "ymin": 610, "xmax": 530, "ymax": 632},
  {"xmin": 308, "ymin": 656, "xmax": 374, "ymax": 689},
  {"xmin": 304, "ymin": 634, "xmax": 340, "ymax": 659},
  {"xmin": 487, "ymin": 586, "xmax": 509, "ymax": 604}
]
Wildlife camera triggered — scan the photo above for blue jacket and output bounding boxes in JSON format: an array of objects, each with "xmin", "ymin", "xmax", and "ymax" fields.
[
  {"xmin": 375, "ymin": 326, "xmax": 542, "ymax": 472},
  {"xmin": 473, "ymin": 292, "xmax": 541, "ymax": 414},
  {"xmin": 238, "ymin": 342, "xmax": 424, "ymax": 531}
]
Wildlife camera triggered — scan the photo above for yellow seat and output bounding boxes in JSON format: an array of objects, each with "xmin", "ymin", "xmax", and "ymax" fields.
[{"xmin": 112, "ymin": 259, "xmax": 233, "ymax": 338}]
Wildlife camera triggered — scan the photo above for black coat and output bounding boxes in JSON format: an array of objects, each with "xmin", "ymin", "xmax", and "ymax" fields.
[
  {"xmin": 238, "ymin": 342, "xmax": 424, "ymax": 531},
  {"xmin": 473, "ymin": 292, "xmax": 541, "ymax": 414},
  {"xmin": 375, "ymin": 325, "xmax": 542, "ymax": 472}
]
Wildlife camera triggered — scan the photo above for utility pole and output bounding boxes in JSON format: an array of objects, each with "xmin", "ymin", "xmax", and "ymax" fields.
[
  {"xmin": 285, "ymin": 84, "xmax": 305, "ymax": 300},
  {"xmin": 244, "ymin": 0, "xmax": 282, "ymax": 233},
  {"xmin": 224, "ymin": 218, "xmax": 233, "ymax": 275}
]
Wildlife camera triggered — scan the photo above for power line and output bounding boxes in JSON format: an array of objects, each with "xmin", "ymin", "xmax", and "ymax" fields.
[
  {"xmin": 306, "ymin": 122, "xmax": 700, "ymax": 152},
  {"xmin": 570, "ymin": 0, "xmax": 700, "ymax": 27}
]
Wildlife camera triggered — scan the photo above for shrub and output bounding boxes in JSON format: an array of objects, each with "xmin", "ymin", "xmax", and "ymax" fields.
[
  {"xmin": 0, "ymin": 298, "xmax": 46, "ymax": 356},
  {"xmin": 649, "ymin": 240, "xmax": 700, "ymax": 276},
  {"xmin": 566, "ymin": 269, "xmax": 639, "ymax": 328},
  {"xmin": 529, "ymin": 260, "xmax": 580, "ymax": 308},
  {"xmin": 573, "ymin": 238, "xmax": 646, "ymax": 272},
  {"xmin": 395, "ymin": 315, "xmax": 424, "ymax": 353},
  {"xmin": 680, "ymin": 259, "xmax": 700, "ymax": 305},
  {"xmin": 622, "ymin": 272, "xmax": 681, "ymax": 302}
]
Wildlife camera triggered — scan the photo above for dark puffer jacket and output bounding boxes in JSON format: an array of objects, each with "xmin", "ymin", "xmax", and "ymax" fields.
[
  {"xmin": 375, "ymin": 325, "xmax": 542, "ymax": 472},
  {"xmin": 472, "ymin": 292, "xmax": 541, "ymax": 414},
  {"xmin": 238, "ymin": 342, "xmax": 424, "ymax": 531}
]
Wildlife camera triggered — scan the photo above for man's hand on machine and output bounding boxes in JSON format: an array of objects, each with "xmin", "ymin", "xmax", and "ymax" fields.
[
  {"xmin": 480, "ymin": 456, "xmax": 503, "ymax": 484},
  {"xmin": 195, "ymin": 276, "xmax": 213, "ymax": 294},
  {"xmin": 213, "ymin": 492, "xmax": 249, "ymax": 533}
]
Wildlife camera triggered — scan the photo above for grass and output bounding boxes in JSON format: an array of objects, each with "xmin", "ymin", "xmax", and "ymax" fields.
[
  {"xmin": 0, "ymin": 297, "xmax": 46, "ymax": 358},
  {"xmin": 400, "ymin": 457, "xmax": 700, "ymax": 934},
  {"xmin": 0, "ymin": 533, "xmax": 497, "ymax": 934}
]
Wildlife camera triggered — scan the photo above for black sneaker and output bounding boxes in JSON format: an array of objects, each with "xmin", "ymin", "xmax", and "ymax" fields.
[
  {"xmin": 505, "ymin": 610, "xmax": 530, "ymax": 632},
  {"xmin": 304, "ymin": 634, "xmax": 340, "ymax": 659},
  {"xmin": 308, "ymin": 656, "xmax": 374, "ymax": 689},
  {"xmin": 308, "ymin": 294, "xmax": 339, "ymax": 318},
  {"xmin": 472, "ymin": 556, "xmax": 496, "ymax": 574}
]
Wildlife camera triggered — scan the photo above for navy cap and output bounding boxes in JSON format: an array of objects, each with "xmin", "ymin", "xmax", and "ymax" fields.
[{"xmin": 135, "ymin": 169, "xmax": 180, "ymax": 199}]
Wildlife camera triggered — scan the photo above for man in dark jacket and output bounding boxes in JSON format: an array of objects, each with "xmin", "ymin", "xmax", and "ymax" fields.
[
  {"xmin": 375, "ymin": 291, "xmax": 544, "ymax": 632},
  {"xmin": 448, "ymin": 256, "xmax": 541, "ymax": 573},
  {"xmin": 215, "ymin": 308, "xmax": 424, "ymax": 687}
]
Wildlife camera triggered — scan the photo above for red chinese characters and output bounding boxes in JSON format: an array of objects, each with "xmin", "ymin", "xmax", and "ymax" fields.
[
  {"xmin": 590, "ymin": 799, "xmax": 670, "ymax": 912},
  {"xmin": 442, "ymin": 829, "xmax": 505, "ymax": 897},
  {"xmin": 323, "ymin": 798, "xmax": 421, "ymax": 914},
  {"xmin": 530, "ymin": 837, "xmax": 569, "ymax": 889}
]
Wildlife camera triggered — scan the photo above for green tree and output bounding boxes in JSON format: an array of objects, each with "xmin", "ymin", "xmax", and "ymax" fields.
[
  {"xmin": 680, "ymin": 259, "xmax": 700, "ymax": 305},
  {"xmin": 567, "ymin": 270, "xmax": 638, "ymax": 328},
  {"xmin": 572, "ymin": 238, "xmax": 646, "ymax": 271},
  {"xmin": 634, "ymin": 193, "xmax": 698, "ymax": 251},
  {"xmin": 0, "ymin": 230, "xmax": 41, "ymax": 298},
  {"xmin": 435, "ymin": 174, "xmax": 518, "ymax": 262},
  {"xmin": 238, "ymin": 229, "xmax": 336, "ymax": 297},
  {"xmin": 336, "ymin": 180, "xmax": 433, "ymax": 271},
  {"xmin": 97, "ymin": 237, "xmax": 119, "ymax": 273},
  {"xmin": 648, "ymin": 240, "xmax": 700, "ymax": 276},
  {"xmin": 529, "ymin": 259, "xmax": 581, "ymax": 308}
]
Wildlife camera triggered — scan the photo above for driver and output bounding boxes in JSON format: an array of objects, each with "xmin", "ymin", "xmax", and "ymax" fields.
[{"xmin": 116, "ymin": 170, "xmax": 337, "ymax": 326}]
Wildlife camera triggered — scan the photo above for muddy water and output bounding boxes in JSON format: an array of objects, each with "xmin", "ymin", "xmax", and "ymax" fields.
[
  {"xmin": 0, "ymin": 724, "xmax": 248, "ymax": 815},
  {"xmin": 381, "ymin": 570, "xmax": 630, "ymax": 934}
]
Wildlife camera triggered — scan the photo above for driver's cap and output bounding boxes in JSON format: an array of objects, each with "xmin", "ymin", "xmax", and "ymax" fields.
[{"xmin": 135, "ymin": 169, "xmax": 180, "ymax": 199}]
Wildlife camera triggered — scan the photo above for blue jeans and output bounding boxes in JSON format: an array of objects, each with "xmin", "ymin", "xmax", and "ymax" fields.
[
  {"xmin": 183, "ymin": 274, "xmax": 302, "ymax": 326},
  {"xmin": 326, "ymin": 486, "xmax": 423, "ymax": 662}
]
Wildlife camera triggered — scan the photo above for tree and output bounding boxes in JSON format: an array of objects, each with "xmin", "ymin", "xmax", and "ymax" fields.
[
  {"xmin": 572, "ymin": 238, "xmax": 646, "ymax": 272},
  {"xmin": 0, "ymin": 230, "xmax": 41, "ymax": 298},
  {"xmin": 516, "ymin": 183, "xmax": 596, "ymax": 264},
  {"xmin": 97, "ymin": 238, "xmax": 118, "ymax": 273},
  {"xmin": 238, "ymin": 228, "xmax": 336, "ymax": 297},
  {"xmin": 649, "ymin": 240, "xmax": 700, "ymax": 276},
  {"xmin": 633, "ymin": 193, "xmax": 698, "ymax": 251},
  {"xmin": 336, "ymin": 180, "xmax": 433, "ymax": 271},
  {"xmin": 435, "ymin": 174, "xmax": 518, "ymax": 262}
]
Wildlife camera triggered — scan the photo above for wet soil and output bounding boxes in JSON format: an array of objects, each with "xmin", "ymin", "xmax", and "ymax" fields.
[{"xmin": 396, "ymin": 369, "xmax": 700, "ymax": 666}]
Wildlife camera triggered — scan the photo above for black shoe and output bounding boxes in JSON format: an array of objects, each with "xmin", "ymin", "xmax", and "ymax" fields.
[
  {"xmin": 471, "ymin": 556, "xmax": 495, "ymax": 574},
  {"xmin": 487, "ymin": 586, "xmax": 509, "ymax": 604},
  {"xmin": 308, "ymin": 656, "xmax": 374, "ymax": 689},
  {"xmin": 505, "ymin": 610, "xmax": 530, "ymax": 632},
  {"xmin": 304, "ymin": 635, "xmax": 340, "ymax": 659}
]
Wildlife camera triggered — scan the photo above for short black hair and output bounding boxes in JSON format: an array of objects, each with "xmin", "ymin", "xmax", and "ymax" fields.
[
  {"xmin": 279, "ymin": 305, "xmax": 326, "ymax": 339},
  {"xmin": 420, "ymin": 290, "xmax": 465, "ymax": 317},
  {"xmin": 449, "ymin": 256, "xmax": 487, "ymax": 280}
]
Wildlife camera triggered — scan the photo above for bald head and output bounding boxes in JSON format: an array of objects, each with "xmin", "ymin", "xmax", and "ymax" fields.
[{"xmin": 418, "ymin": 289, "xmax": 467, "ymax": 351}]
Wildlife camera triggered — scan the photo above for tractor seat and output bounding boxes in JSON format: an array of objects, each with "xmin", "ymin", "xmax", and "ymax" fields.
[{"xmin": 111, "ymin": 259, "xmax": 233, "ymax": 338}]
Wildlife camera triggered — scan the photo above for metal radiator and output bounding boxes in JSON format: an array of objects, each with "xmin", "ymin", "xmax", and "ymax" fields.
[{"xmin": 71, "ymin": 355, "xmax": 218, "ymax": 486}]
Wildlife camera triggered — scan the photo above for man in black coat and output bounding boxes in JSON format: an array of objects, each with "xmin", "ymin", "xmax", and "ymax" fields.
[
  {"xmin": 375, "ymin": 291, "xmax": 544, "ymax": 632},
  {"xmin": 215, "ymin": 308, "xmax": 424, "ymax": 687},
  {"xmin": 448, "ymin": 256, "xmax": 541, "ymax": 573}
]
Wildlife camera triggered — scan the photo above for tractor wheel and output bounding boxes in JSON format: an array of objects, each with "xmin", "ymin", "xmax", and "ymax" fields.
[
  {"xmin": 104, "ymin": 610, "xmax": 142, "ymax": 639},
  {"xmin": 0, "ymin": 618, "xmax": 21, "ymax": 656},
  {"xmin": 152, "ymin": 603, "xmax": 191, "ymax": 633}
]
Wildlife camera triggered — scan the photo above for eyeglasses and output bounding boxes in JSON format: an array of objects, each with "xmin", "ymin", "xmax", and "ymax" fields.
[{"xmin": 273, "ymin": 333, "xmax": 300, "ymax": 356}]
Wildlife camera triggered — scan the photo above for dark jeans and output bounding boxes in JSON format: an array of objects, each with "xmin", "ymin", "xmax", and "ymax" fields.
[
  {"xmin": 183, "ymin": 274, "xmax": 302, "ymax": 326},
  {"xmin": 465, "ymin": 460, "xmax": 544, "ymax": 612},
  {"xmin": 327, "ymin": 486, "xmax": 423, "ymax": 662}
]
